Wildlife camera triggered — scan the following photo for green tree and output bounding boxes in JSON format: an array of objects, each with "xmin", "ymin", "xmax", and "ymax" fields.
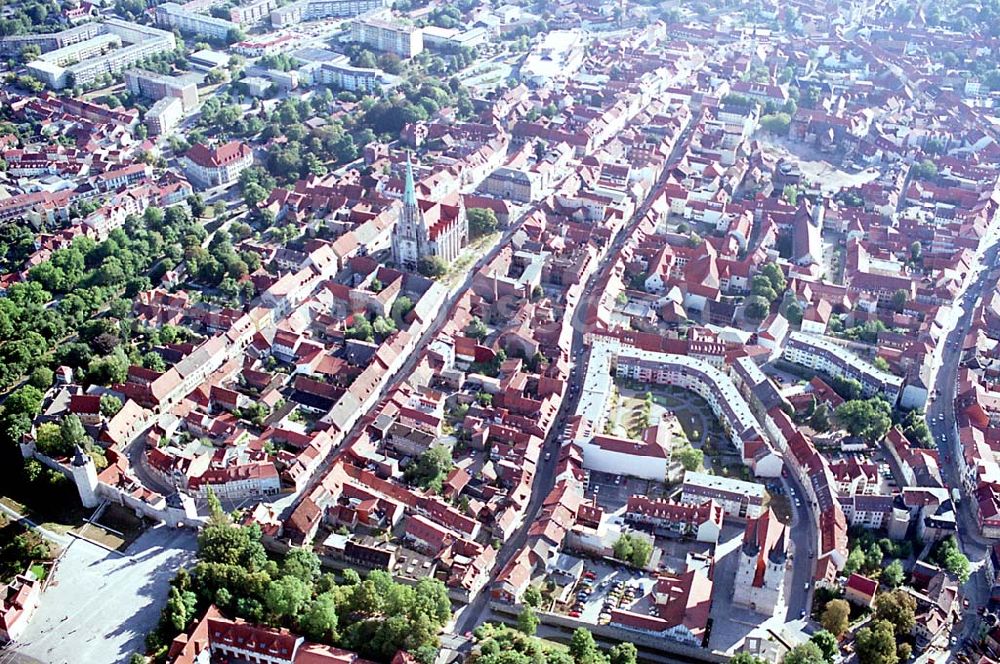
[
  {"xmin": 911, "ymin": 159, "xmax": 937, "ymax": 181},
  {"xmin": 845, "ymin": 546, "xmax": 866, "ymax": 574},
  {"xmin": 100, "ymin": 394, "xmax": 123, "ymax": 417},
  {"xmin": 731, "ymin": 654, "xmax": 767, "ymax": 664},
  {"xmin": 761, "ymin": 262, "xmax": 786, "ymax": 293},
  {"xmin": 810, "ymin": 402, "xmax": 831, "ymax": 432},
  {"xmin": 745, "ymin": 295, "xmax": 771, "ymax": 321},
  {"xmin": 881, "ymin": 559, "xmax": 904, "ymax": 588},
  {"xmin": 785, "ymin": 301, "xmax": 803, "ymax": 325},
  {"xmin": 28, "ymin": 367, "xmax": 53, "ymax": 389},
  {"xmin": 751, "ymin": 274, "xmax": 778, "ymax": 302},
  {"xmin": 568, "ymin": 628, "xmax": 603, "ymax": 664},
  {"xmin": 821, "ymin": 598, "xmax": 850, "ymax": 636},
  {"xmin": 834, "ymin": 399, "xmax": 892, "ymax": 443},
  {"xmin": 197, "ymin": 522, "xmax": 267, "ymax": 570},
  {"xmin": 930, "ymin": 536, "xmax": 970, "ymax": 582},
  {"xmin": 855, "ymin": 620, "xmax": 898, "ymax": 664},
  {"xmin": 35, "ymin": 422, "xmax": 67, "ymax": 457},
  {"xmin": 467, "ymin": 208, "xmax": 499, "ymax": 238},
  {"xmin": 299, "ymin": 592, "xmax": 339, "ymax": 642},
  {"xmin": 60, "ymin": 414, "xmax": 88, "ymax": 449},
  {"xmin": 891, "ymin": 289, "xmax": 908, "ymax": 312},
  {"xmin": 6, "ymin": 385, "xmax": 44, "ymax": 417},
  {"xmin": 466, "ymin": 317, "xmax": 489, "ymax": 341},
  {"xmin": 516, "ymin": 606, "xmax": 538, "ymax": 635},
  {"xmin": 784, "ymin": 642, "xmax": 826, "ymax": 664},
  {"xmin": 612, "ymin": 533, "xmax": 652, "ymax": 568},
  {"xmin": 522, "ymin": 585, "xmax": 542, "ymax": 608},
  {"xmin": 810, "ymin": 630, "xmax": 838, "ymax": 663},
  {"xmin": 608, "ymin": 643, "xmax": 637, "ymax": 664},
  {"xmin": 759, "ymin": 112, "xmax": 791, "ymax": 135},
  {"xmin": 283, "ymin": 547, "xmax": 321, "ymax": 583},
  {"xmin": 674, "ymin": 444, "xmax": 703, "ymax": 471},
  {"xmin": 873, "ymin": 589, "xmax": 916, "ymax": 636},
  {"xmin": 243, "ymin": 182, "xmax": 268, "ymax": 209},
  {"xmin": 264, "ymin": 575, "xmax": 311, "ymax": 621},
  {"xmin": 830, "ymin": 375, "xmax": 863, "ymax": 401},
  {"xmin": 404, "ymin": 445, "xmax": 453, "ymax": 492},
  {"xmin": 391, "ymin": 296, "xmax": 415, "ymax": 324},
  {"xmin": 418, "ymin": 256, "xmax": 447, "ymax": 278},
  {"xmin": 142, "ymin": 351, "xmax": 166, "ymax": 372}
]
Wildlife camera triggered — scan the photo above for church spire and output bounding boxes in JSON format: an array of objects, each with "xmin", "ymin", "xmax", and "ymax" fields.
[{"xmin": 403, "ymin": 155, "xmax": 417, "ymax": 208}]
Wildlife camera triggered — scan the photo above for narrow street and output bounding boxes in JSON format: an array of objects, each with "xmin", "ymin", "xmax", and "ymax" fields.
[
  {"xmin": 454, "ymin": 114, "xmax": 697, "ymax": 635},
  {"xmin": 925, "ymin": 229, "xmax": 1000, "ymax": 646}
]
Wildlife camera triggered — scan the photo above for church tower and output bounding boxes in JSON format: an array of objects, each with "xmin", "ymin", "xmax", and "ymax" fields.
[{"xmin": 391, "ymin": 156, "xmax": 429, "ymax": 271}]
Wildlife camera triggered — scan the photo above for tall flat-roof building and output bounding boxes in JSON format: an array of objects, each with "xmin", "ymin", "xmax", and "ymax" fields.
[
  {"xmin": 25, "ymin": 20, "xmax": 175, "ymax": 89},
  {"xmin": 0, "ymin": 22, "xmax": 104, "ymax": 55},
  {"xmin": 125, "ymin": 69, "xmax": 199, "ymax": 111},
  {"xmin": 155, "ymin": 2, "xmax": 238, "ymax": 41},
  {"xmin": 349, "ymin": 14, "xmax": 423, "ymax": 58},
  {"xmin": 269, "ymin": 0, "xmax": 387, "ymax": 27},
  {"xmin": 145, "ymin": 97, "xmax": 183, "ymax": 136}
]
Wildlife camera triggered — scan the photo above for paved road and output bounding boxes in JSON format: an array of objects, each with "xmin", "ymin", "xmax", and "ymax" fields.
[
  {"xmin": 783, "ymin": 470, "xmax": 818, "ymax": 620},
  {"xmin": 454, "ymin": 114, "xmax": 697, "ymax": 636},
  {"xmin": 924, "ymin": 229, "xmax": 1000, "ymax": 647},
  {"xmin": 6, "ymin": 525, "xmax": 197, "ymax": 664}
]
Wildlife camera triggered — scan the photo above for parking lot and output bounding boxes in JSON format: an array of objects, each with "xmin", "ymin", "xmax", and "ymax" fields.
[
  {"xmin": 557, "ymin": 559, "xmax": 659, "ymax": 626},
  {"xmin": 584, "ymin": 469, "xmax": 670, "ymax": 511}
]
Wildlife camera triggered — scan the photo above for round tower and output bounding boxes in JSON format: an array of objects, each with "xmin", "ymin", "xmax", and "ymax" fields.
[{"xmin": 70, "ymin": 446, "xmax": 100, "ymax": 509}]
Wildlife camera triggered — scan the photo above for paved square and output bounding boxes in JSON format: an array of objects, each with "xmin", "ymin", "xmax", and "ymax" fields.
[{"xmin": 6, "ymin": 525, "xmax": 196, "ymax": 664}]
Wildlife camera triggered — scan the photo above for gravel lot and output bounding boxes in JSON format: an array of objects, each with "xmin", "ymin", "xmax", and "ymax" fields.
[{"xmin": 4, "ymin": 525, "xmax": 196, "ymax": 664}]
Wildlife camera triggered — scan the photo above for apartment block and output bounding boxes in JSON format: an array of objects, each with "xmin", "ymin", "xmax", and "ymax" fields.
[
  {"xmin": 227, "ymin": 0, "xmax": 279, "ymax": 25},
  {"xmin": 26, "ymin": 20, "xmax": 176, "ymax": 89},
  {"xmin": 125, "ymin": 69, "xmax": 199, "ymax": 111},
  {"xmin": 36, "ymin": 34, "xmax": 121, "ymax": 67},
  {"xmin": 0, "ymin": 22, "xmax": 104, "ymax": 55},
  {"xmin": 680, "ymin": 471, "xmax": 766, "ymax": 520},
  {"xmin": 145, "ymin": 97, "xmax": 184, "ymax": 136},
  {"xmin": 349, "ymin": 15, "xmax": 423, "ymax": 58},
  {"xmin": 269, "ymin": 0, "xmax": 387, "ymax": 27},
  {"xmin": 155, "ymin": 3, "xmax": 238, "ymax": 41},
  {"xmin": 782, "ymin": 331, "xmax": 903, "ymax": 404},
  {"xmin": 315, "ymin": 60, "xmax": 395, "ymax": 92}
]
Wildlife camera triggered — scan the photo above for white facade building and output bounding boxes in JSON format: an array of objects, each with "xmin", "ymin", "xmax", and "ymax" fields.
[{"xmin": 782, "ymin": 331, "xmax": 904, "ymax": 404}]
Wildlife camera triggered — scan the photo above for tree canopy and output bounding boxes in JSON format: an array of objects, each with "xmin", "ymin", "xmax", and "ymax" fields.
[{"xmin": 151, "ymin": 519, "xmax": 451, "ymax": 663}]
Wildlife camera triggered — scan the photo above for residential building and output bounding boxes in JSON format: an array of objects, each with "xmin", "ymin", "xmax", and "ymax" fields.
[
  {"xmin": 26, "ymin": 20, "xmax": 175, "ymax": 89},
  {"xmin": 624, "ymin": 495, "xmax": 724, "ymax": 543},
  {"xmin": 183, "ymin": 141, "xmax": 253, "ymax": 188},
  {"xmin": 269, "ymin": 0, "xmax": 388, "ymax": 26},
  {"xmin": 680, "ymin": 471, "xmax": 766, "ymax": 519},
  {"xmin": 155, "ymin": 3, "xmax": 238, "ymax": 41},
  {"xmin": 0, "ymin": 570, "xmax": 41, "ymax": 643},
  {"xmin": 782, "ymin": 331, "xmax": 904, "ymax": 404},
  {"xmin": 125, "ymin": 69, "xmax": 199, "ymax": 111},
  {"xmin": 315, "ymin": 60, "xmax": 397, "ymax": 92},
  {"xmin": 349, "ymin": 14, "xmax": 423, "ymax": 58},
  {"xmin": 145, "ymin": 97, "xmax": 183, "ymax": 136},
  {"xmin": 844, "ymin": 573, "xmax": 878, "ymax": 607}
]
